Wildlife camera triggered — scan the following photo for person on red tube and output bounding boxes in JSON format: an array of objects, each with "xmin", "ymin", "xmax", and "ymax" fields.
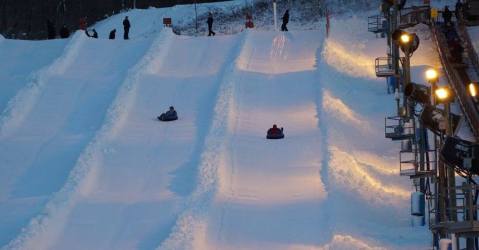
[{"xmin": 267, "ymin": 124, "xmax": 284, "ymax": 139}]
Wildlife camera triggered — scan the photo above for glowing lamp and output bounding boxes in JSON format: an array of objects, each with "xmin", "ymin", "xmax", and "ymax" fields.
[
  {"xmin": 469, "ymin": 82, "xmax": 478, "ymax": 97},
  {"xmin": 425, "ymin": 68, "xmax": 439, "ymax": 83},
  {"xmin": 435, "ymin": 87, "xmax": 452, "ymax": 103},
  {"xmin": 400, "ymin": 33, "xmax": 411, "ymax": 44}
]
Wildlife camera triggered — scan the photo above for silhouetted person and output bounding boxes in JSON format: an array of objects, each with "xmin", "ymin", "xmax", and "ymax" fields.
[
  {"xmin": 281, "ymin": 10, "xmax": 289, "ymax": 31},
  {"xmin": 60, "ymin": 25, "xmax": 70, "ymax": 38},
  {"xmin": 79, "ymin": 17, "xmax": 87, "ymax": 30},
  {"xmin": 85, "ymin": 29, "xmax": 98, "ymax": 38},
  {"xmin": 123, "ymin": 16, "xmax": 131, "ymax": 40},
  {"xmin": 207, "ymin": 12, "xmax": 215, "ymax": 36},
  {"xmin": 456, "ymin": 0, "xmax": 464, "ymax": 20},
  {"xmin": 109, "ymin": 29, "xmax": 116, "ymax": 39},
  {"xmin": 443, "ymin": 6, "xmax": 452, "ymax": 25},
  {"xmin": 449, "ymin": 37, "xmax": 464, "ymax": 63},
  {"xmin": 46, "ymin": 19, "xmax": 56, "ymax": 39},
  {"xmin": 267, "ymin": 124, "xmax": 284, "ymax": 139},
  {"xmin": 158, "ymin": 106, "xmax": 178, "ymax": 121}
]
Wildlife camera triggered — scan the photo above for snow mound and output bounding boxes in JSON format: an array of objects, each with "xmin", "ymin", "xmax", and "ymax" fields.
[
  {"xmin": 319, "ymin": 234, "xmax": 385, "ymax": 250},
  {"xmin": 322, "ymin": 90, "xmax": 369, "ymax": 131},
  {"xmin": 322, "ymin": 38, "xmax": 376, "ymax": 79},
  {"xmin": 352, "ymin": 150, "xmax": 399, "ymax": 176},
  {"xmin": 329, "ymin": 146, "xmax": 409, "ymax": 207}
]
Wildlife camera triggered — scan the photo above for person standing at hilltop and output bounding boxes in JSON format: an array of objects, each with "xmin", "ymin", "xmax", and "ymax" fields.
[
  {"xmin": 123, "ymin": 16, "xmax": 131, "ymax": 40},
  {"xmin": 46, "ymin": 19, "xmax": 56, "ymax": 39},
  {"xmin": 281, "ymin": 10, "xmax": 290, "ymax": 31},
  {"xmin": 60, "ymin": 25, "xmax": 70, "ymax": 38},
  {"xmin": 207, "ymin": 12, "xmax": 216, "ymax": 36},
  {"xmin": 443, "ymin": 6, "xmax": 452, "ymax": 25}
]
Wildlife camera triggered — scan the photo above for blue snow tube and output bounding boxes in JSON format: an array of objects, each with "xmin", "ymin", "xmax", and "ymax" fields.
[{"xmin": 158, "ymin": 113, "xmax": 178, "ymax": 122}]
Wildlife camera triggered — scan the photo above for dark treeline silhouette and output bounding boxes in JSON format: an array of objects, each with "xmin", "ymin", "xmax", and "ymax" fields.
[{"xmin": 0, "ymin": 0, "xmax": 229, "ymax": 39}]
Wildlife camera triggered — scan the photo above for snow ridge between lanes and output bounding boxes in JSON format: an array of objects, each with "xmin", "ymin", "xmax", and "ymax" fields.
[
  {"xmin": 0, "ymin": 32, "xmax": 85, "ymax": 137},
  {"xmin": 3, "ymin": 29, "xmax": 174, "ymax": 250},
  {"xmin": 157, "ymin": 31, "xmax": 248, "ymax": 250}
]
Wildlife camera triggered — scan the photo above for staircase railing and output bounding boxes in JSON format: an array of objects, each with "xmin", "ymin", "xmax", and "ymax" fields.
[{"xmin": 430, "ymin": 21, "xmax": 479, "ymax": 140}]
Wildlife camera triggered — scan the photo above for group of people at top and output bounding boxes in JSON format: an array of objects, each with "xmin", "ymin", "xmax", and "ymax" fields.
[
  {"xmin": 84, "ymin": 16, "xmax": 130, "ymax": 40},
  {"xmin": 47, "ymin": 8, "xmax": 291, "ymax": 40},
  {"xmin": 440, "ymin": 1, "xmax": 466, "ymax": 64},
  {"xmin": 207, "ymin": 9, "xmax": 290, "ymax": 36},
  {"xmin": 47, "ymin": 16, "xmax": 130, "ymax": 40},
  {"xmin": 442, "ymin": 0, "xmax": 464, "ymax": 26}
]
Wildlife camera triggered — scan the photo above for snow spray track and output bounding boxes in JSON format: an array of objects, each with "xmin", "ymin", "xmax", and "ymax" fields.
[
  {"xmin": 0, "ymin": 33, "xmax": 151, "ymax": 248},
  {"xmin": 159, "ymin": 31, "xmax": 329, "ymax": 250}
]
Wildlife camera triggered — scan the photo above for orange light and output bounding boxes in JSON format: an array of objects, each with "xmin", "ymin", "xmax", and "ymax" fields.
[
  {"xmin": 400, "ymin": 34, "xmax": 411, "ymax": 44},
  {"xmin": 469, "ymin": 82, "xmax": 478, "ymax": 97},
  {"xmin": 425, "ymin": 68, "xmax": 438, "ymax": 82},
  {"xmin": 435, "ymin": 87, "xmax": 451, "ymax": 101}
]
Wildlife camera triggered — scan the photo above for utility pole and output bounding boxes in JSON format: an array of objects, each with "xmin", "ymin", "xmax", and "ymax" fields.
[
  {"xmin": 195, "ymin": 0, "xmax": 198, "ymax": 34},
  {"xmin": 273, "ymin": 0, "xmax": 278, "ymax": 31},
  {"xmin": 391, "ymin": 0, "xmax": 400, "ymax": 87},
  {"xmin": 445, "ymin": 101, "xmax": 457, "ymax": 223}
]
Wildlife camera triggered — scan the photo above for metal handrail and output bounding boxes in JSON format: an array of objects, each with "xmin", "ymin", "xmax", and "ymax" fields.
[
  {"xmin": 430, "ymin": 21, "xmax": 479, "ymax": 140},
  {"xmin": 399, "ymin": 5, "xmax": 431, "ymax": 28}
]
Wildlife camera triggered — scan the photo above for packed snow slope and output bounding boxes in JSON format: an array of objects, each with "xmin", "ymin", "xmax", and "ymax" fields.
[{"xmin": 1, "ymin": 4, "xmax": 432, "ymax": 250}]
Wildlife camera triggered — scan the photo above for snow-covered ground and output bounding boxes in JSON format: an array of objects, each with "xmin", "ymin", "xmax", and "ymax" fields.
[{"xmin": 0, "ymin": 1, "xmax": 438, "ymax": 249}]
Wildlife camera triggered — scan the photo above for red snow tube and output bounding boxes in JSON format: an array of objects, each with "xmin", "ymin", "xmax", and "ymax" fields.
[{"xmin": 266, "ymin": 127, "xmax": 284, "ymax": 139}]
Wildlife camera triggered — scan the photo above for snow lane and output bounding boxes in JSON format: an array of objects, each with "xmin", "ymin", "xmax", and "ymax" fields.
[
  {"xmin": 2, "ymin": 35, "xmax": 154, "ymax": 249},
  {"xmin": 207, "ymin": 31, "xmax": 327, "ymax": 250},
  {"xmin": 158, "ymin": 32, "xmax": 248, "ymax": 250}
]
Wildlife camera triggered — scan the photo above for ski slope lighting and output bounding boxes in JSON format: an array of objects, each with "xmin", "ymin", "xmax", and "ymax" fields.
[
  {"xmin": 425, "ymin": 68, "xmax": 439, "ymax": 84},
  {"xmin": 469, "ymin": 82, "xmax": 478, "ymax": 97},
  {"xmin": 400, "ymin": 33, "xmax": 411, "ymax": 44},
  {"xmin": 435, "ymin": 86, "xmax": 453, "ymax": 103}
]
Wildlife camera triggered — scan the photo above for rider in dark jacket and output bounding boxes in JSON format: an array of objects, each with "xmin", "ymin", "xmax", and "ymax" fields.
[
  {"xmin": 281, "ymin": 10, "xmax": 290, "ymax": 31},
  {"xmin": 158, "ymin": 106, "xmax": 178, "ymax": 121},
  {"xmin": 207, "ymin": 12, "xmax": 216, "ymax": 36}
]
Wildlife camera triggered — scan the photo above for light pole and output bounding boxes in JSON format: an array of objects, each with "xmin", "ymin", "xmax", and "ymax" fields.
[
  {"xmin": 425, "ymin": 68, "xmax": 448, "ymax": 233},
  {"xmin": 426, "ymin": 68, "xmax": 439, "ymax": 102},
  {"xmin": 435, "ymin": 86, "xmax": 458, "ymax": 225},
  {"xmin": 393, "ymin": 30, "xmax": 419, "ymax": 120},
  {"xmin": 195, "ymin": 0, "xmax": 198, "ymax": 34},
  {"xmin": 273, "ymin": 0, "xmax": 278, "ymax": 31}
]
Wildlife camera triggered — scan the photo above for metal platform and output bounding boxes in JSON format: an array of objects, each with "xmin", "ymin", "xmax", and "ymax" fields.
[
  {"xmin": 384, "ymin": 116, "xmax": 414, "ymax": 141},
  {"xmin": 368, "ymin": 15, "xmax": 387, "ymax": 34},
  {"xmin": 375, "ymin": 57, "xmax": 395, "ymax": 77},
  {"xmin": 398, "ymin": 5, "xmax": 431, "ymax": 29}
]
